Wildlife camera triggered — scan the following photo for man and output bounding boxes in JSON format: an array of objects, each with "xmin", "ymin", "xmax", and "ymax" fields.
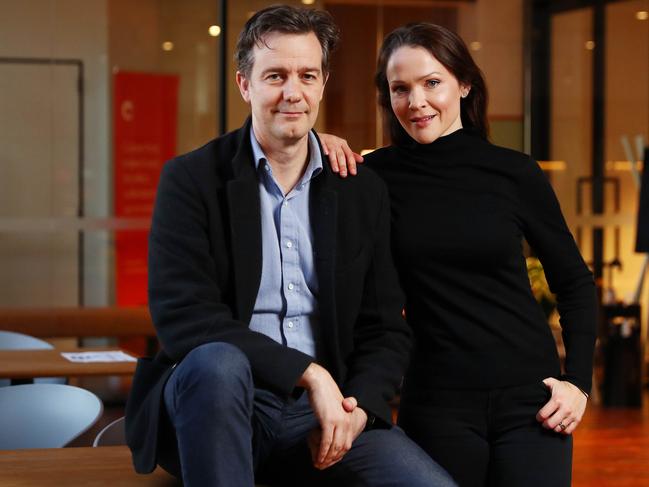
[{"xmin": 125, "ymin": 5, "xmax": 455, "ymax": 487}]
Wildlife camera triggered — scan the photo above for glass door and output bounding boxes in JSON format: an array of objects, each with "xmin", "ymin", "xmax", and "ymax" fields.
[{"xmin": 538, "ymin": 0, "xmax": 649, "ymax": 399}]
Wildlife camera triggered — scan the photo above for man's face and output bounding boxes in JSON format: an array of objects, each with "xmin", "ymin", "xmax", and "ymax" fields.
[{"xmin": 236, "ymin": 32, "xmax": 327, "ymax": 147}]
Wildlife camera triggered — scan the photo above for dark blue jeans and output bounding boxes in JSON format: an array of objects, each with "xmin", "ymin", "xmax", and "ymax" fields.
[{"xmin": 160, "ymin": 342, "xmax": 456, "ymax": 487}]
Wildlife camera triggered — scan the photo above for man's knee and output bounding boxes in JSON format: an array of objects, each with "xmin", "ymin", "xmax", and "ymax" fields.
[
  {"xmin": 356, "ymin": 428, "xmax": 458, "ymax": 487},
  {"xmin": 172, "ymin": 342, "xmax": 253, "ymax": 398}
]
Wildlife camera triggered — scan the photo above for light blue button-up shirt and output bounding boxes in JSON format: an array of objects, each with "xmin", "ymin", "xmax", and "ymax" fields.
[{"xmin": 248, "ymin": 128, "xmax": 323, "ymax": 358}]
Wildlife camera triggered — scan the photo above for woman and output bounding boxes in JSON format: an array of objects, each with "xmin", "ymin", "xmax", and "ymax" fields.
[{"xmin": 320, "ymin": 23, "xmax": 596, "ymax": 487}]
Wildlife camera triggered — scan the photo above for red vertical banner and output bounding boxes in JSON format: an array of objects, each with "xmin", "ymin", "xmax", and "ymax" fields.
[{"xmin": 114, "ymin": 72, "xmax": 179, "ymax": 306}]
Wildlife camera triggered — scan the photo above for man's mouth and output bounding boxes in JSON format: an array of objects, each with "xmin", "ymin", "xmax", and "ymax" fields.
[{"xmin": 277, "ymin": 110, "xmax": 306, "ymax": 116}]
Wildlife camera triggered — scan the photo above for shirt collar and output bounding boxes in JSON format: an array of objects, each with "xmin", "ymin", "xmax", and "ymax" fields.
[{"xmin": 249, "ymin": 127, "xmax": 323, "ymax": 184}]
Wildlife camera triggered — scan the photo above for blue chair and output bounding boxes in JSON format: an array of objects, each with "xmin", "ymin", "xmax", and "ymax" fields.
[
  {"xmin": 93, "ymin": 416, "xmax": 126, "ymax": 447},
  {"xmin": 0, "ymin": 330, "xmax": 66, "ymax": 386},
  {"xmin": 0, "ymin": 383, "xmax": 103, "ymax": 449}
]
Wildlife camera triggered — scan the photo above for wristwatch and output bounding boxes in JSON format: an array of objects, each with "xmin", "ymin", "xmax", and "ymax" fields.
[{"xmin": 364, "ymin": 413, "xmax": 376, "ymax": 431}]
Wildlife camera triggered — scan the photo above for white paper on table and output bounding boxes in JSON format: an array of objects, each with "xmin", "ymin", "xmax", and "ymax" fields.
[{"xmin": 60, "ymin": 351, "xmax": 137, "ymax": 363}]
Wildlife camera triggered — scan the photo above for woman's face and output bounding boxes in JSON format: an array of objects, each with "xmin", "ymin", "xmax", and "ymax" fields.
[{"xmin": 386, "ymin": 45, "xmax": 468, "ymax": 144}]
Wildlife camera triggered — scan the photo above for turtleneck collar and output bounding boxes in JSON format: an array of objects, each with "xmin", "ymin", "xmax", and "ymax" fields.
[
  {"xmin": 389, "ymin": 128, "xmax": 485, "ymax": 169},
  {"xmin": 404, "ymin": 127, "xmax": 481, "ymax": 153}
]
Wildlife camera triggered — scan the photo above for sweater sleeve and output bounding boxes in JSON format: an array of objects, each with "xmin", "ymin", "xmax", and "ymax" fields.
[{"xmin": 519, "ymin": 158, "xmax": 597, "ymax": 394}]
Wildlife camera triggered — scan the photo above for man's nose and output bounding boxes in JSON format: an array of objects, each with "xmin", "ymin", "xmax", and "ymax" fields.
[{"xmin": 283, "ymin": 77, "xmax": 302, "ymax": 102}]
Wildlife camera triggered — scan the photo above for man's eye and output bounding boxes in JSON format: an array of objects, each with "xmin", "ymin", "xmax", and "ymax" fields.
[{"xmin": 266, "ymin": 74, "xmax": 281, "ymax": 81}]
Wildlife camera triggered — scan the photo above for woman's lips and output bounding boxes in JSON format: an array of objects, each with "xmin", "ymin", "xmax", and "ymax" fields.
[{"xmin": 411, "ymin": 114, "xmax": 436, "ymax": 128}]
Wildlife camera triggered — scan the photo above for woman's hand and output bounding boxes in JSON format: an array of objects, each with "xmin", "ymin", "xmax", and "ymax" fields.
[
  {"xmin": 319, "ymin": 133, "xmax": 363, "ymax": 177},
  {"xmin": 536, "ymin": 378, "xmax": 588, "ymax": 435}
]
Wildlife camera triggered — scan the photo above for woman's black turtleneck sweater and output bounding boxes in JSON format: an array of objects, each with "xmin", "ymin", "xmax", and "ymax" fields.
[{"xmin": 364, "ymin": 128, "xmax": 596, "ymax": 394}]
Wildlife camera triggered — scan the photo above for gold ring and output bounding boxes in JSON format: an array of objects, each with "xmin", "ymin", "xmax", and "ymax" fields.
[{"xmin": 559, "ymin": 422, "xmax": 566, "ymax": 431}]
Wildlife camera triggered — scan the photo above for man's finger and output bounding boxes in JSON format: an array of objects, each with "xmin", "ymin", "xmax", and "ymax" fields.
[
  {"xmin": 320, "ymin": 424, "xmax": 346, "ymax": 467},
  {"xmin": 318, "ymin": 425, "xmax": 334, "ymax": 464},
  {"xmin": 342, "ymin": 396, "xmax": 357, "ymax": 412},
  {"xmin": 308, "ymin": 429, "xmax": 321, "ymax": 464}
]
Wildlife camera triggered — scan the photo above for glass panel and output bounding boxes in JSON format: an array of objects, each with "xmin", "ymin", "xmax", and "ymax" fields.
[
  {"xmin": 550, "ymin": 8, "xmax": 594, "ymax": 263},
  {"xmin": 604, "ymin": 0, "xmax": 649, "ymax": 331},
  {"xmin": 0, "ymin": 0, "xmax": 220, "ymax": 307}
]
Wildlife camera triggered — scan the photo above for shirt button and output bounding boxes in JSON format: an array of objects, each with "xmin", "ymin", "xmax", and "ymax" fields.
[
  {"xmin": 283, "ymin": 201, "xmax": 288, "ymax": 207},
  {"xmin": 288, "ymin": 283, "xmax": 294, "ymax": 290},
  {"xmin": 287, "ymin": 321, "xmax": 294, "ymax": 328},
  {"xmin": 265, "ymin": 165, "xmax": 270, "ymax": 171},
  {"xmin": 286, "ymin": 241, "xmax": 293, "ymax": 248}
]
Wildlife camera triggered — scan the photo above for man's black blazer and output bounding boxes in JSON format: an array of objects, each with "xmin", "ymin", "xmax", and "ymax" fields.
[{"xmin": 125, "ymin": 118, "xmax": 411, "ymax": 473}]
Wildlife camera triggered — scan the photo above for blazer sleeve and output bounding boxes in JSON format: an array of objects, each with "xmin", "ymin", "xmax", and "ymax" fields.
[
  {"xmin": 340, "ymin": 180, "xmax": 412, "ymax": 425},
  {"xmin": 520, "ymin": 158, "xmax": 597, "ymax": 394},
  {"xmin": 148, "ymin": 157, "xmax": 313, "ymax": 397}
]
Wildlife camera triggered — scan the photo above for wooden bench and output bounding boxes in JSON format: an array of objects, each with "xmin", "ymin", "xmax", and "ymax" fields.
[
  {"xmin": 0, "ymin": 446, "xmax": 178, "ymax": 486},
  {"xmin": 0, "ymin": 446, "xmax": 274, "ymax": 486}
]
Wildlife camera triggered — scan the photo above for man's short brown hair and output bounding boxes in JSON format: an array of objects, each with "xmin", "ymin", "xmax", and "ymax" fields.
[{"xmin": 235, "ymin": 5, "xmax": 340, "ymax": 77}]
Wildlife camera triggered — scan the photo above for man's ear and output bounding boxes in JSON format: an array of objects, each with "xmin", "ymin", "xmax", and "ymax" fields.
[
  {"xmin": 319, "ymin": 72, "xmax": 329, "ymax": 101},
  {"xmin": 236, "ymin": 71, "xmax": 251, "ymax": 103}
]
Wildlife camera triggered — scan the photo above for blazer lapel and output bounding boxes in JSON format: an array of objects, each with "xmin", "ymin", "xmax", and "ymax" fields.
[
  {"xmin": 310, "ymin": 169, "xmax": 340, "ymax": 377},
  {"xmin": 227, "ymin": 121, "xmax": 262, "ymax": 325}
]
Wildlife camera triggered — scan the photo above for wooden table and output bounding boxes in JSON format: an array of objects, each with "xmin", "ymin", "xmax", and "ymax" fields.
[
  {"xmin": 0, "ymin": 348, "xmax": 137, "ymax": 379},
  {"xmin": 0, "ymin": 306, "xmax": 155, "ymax": 338},
  {"xmin": 0, "ymin": 446, "xmax": 179, "ymax": 486}
]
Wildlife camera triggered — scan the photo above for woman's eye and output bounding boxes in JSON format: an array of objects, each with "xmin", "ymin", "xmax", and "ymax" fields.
[
  {"xmin": 426, "ymin": 79, "xmax": 440, "ymax": 88},
  {"xmin": 391, "ymin": 86, "xmax": 407, "ymax": 94}
]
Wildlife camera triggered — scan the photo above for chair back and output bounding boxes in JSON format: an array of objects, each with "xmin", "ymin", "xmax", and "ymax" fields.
[
  {"xmin": 93, "ymin": 416, "xmax": 126, "ymax": 447},
  {"xmin": 0, "ymin": 330, "xmax": 66, "ymax": 386},
  {"xmin": 0, "ymin": 383, "xmax": 103, "ymax": 449},
  {"xmin": 0, "ymin": 330, "xmax": 55, "ymax": 349}
]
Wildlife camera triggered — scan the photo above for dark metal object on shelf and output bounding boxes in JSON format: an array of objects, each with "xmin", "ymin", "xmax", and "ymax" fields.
[{"xmin": 601, "ymin": 303, "xmax": 642, "ymax": 407}]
